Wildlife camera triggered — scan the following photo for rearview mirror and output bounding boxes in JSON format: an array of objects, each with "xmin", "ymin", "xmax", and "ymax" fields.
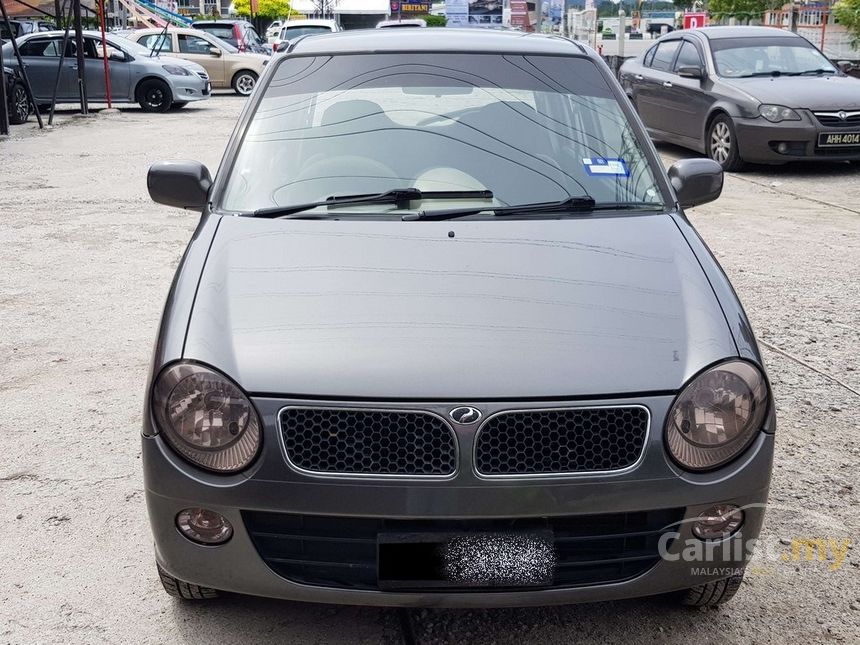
[
  {"xmin": 147, "ymin": 160, "xmax": 212, "ymax": 210},
  {"xmin": 677, "ymin": 65, "xmax": 704, "ymax": 79},
  {"xmin": 209, "ymin": 47, "xmax": 222, "ymax": 56},
  {"xmin": 667, "ymin": 158, "xmax": 723, "ymax": 209}
]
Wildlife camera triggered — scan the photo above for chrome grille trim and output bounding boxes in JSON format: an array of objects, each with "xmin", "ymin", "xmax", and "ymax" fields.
[
  {"xmin": 277, "ymin": 406, "xmax": 459, "ymax": 479},
  {"xmin": 473, "ymin": 405, "xmax": 651, "ymax": 479}
]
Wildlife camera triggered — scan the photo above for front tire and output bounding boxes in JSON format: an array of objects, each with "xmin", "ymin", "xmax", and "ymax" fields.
[
  {"xmin": 232, "ymin": 70, "xmax": 258, "ymax": 96},
  {"xmin": 678, "ymin": 573, "xmax": 744, "ymax": 606},
  {"xmin": 137, "ymin": 79, "xmax": 173, "ymax": 113},
  {"xmin": 707, "ymin": 114, "xmax": 745, "ymax": 171},
  {"xmin": 9, "ymin": 82, "xmax": 30, "ymax": 124},
  {"xmin": 156, "ymin": 562, "xmax": 219, "ymax": 600}
]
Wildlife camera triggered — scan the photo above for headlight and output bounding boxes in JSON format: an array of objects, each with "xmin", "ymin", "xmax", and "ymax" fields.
[
  {"xmin": 665, "ymin": 360, "xmax": 768, "ymax": 471},
  {"xmin": 151, "ymin": 362, "xmax": 261, "ymax": 473},
  {"xmin": 162, "ymin": 64, "xmax": 191, "ymax": 76},
  {"xmin": 758, "ymin": 104, "xmax": 801, "ymax": 122}
]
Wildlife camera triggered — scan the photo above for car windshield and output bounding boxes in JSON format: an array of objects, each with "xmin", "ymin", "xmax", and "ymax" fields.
[
  {"xmin": 197, "ymin": 25, "xmax": 235, "ymax": 42},
  {"xmin": 221, "ymin": 53, "xmax": 665, "ymax": 215},
  {"xmin": 712, "ymin": 36, "xmax": 837, "ymax": 78}
]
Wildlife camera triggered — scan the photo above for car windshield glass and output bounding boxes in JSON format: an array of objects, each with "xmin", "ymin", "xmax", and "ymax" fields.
[
  {"xmin": 711, "ymin": 36, "xmax": 837, "ymax": 78},
  {"xmin": 197, "ymin": 25, "xmax": 235, "ymax": 41},
  {"xmin": 220, "ymin": 53, "xmax": 665, "ymax": 215},
  {"xmin": 283, "ymin": 26, "xmax": 333, "ymax": 38}
]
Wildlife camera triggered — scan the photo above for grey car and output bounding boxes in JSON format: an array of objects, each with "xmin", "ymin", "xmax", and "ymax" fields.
[
  {"xmin": 620, "ymin": 26, "xmax": 860, "ymax": 170},
  {"xmin": 1, "ymin": 31, "xmax": 210, "ymax": 112},
  {"xmin": 143, "ymin": 29, "xmax": 774, "ymax": 608}
]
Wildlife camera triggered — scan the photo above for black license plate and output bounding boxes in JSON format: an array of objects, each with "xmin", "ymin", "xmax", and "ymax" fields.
[
  {"xmin": 818, "ymin": 132, "xmax": 860, "ymax": 147},
  {"xmin": 378, "ymin": 530, "xmax": 555, "ymax": 589}
]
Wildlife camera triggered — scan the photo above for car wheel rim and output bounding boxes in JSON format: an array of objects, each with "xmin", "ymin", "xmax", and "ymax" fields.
[
  {"xmin": 710, "ymin": 122, "xmax": 731, "ymax": 164},
  {"xmin": 236, "ymin": 75, "xmax": 255, "ymax": 95},
  {"xmin": 146, "ymin": 88, "xmax": 165, "ymax": 109},
  {"xmin": 14, "ymin": 87, "xmax": 28, "ymax": 121}
]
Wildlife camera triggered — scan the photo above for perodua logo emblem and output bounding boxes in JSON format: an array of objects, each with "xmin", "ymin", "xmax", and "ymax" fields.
[
  {"xmin": 838, "ymin": 111, "xmax": 848, "ymax": 120},
  {"xmin": 449, "ymin": 406, "xmax": 482, "ymax": 425}
]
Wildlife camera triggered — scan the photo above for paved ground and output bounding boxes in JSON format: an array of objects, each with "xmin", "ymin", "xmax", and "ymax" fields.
[{"xmin": 1, "ymin": 94, "xmax": 859, "ymax": 644}]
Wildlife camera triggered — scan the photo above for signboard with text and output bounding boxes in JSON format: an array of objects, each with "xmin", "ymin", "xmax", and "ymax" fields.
[
  {"xmin": 446, "ymin": 0, "xmax": 469, "ymax": 27},
  {"xmin": 683, "ymin": 12, "xmax": 708, "ymax": 29}
]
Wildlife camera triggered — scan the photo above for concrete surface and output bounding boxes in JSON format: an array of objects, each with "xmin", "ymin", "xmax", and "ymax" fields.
[{"xmin": 1, "ymin": 94, "xmax": 859, "ymax": 644}]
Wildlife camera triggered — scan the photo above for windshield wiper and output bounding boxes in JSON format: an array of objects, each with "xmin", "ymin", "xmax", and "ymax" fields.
[
  {"xmin": 253, "ymin": 188, "xmax": 494, "ymax": 219},
  {"xmin": 401, "ymin": 197, "xmax": 662, "ymax": 222},
  {"xmin": 795, "ymin": 68, "xmax": 837, "ymax": 76}
]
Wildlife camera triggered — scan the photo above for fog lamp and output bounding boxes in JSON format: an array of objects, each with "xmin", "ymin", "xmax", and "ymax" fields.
[
  {"xmin": 691, "ymin": 504, "xmax": 744, "ymax": 540},
  {"xmin": 777, "ymin": 142, "xmax": 789, "ymax": 154},
  {"xmin": 176, "ymin": 508, "xmax": 233, "ymax": 545}
]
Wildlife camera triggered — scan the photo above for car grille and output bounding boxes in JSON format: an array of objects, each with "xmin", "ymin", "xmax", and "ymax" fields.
[
  {"xmin": 280, "ymin": 407, "xmax": 457, "ymax": 476},
  {"xmin": 813, "ymin": 110, "xmax": 860, "ymax": 127},
  {"xmin": 474, "ymin": 407, "xmax": 649, "ymax": 476},
  {"xmin": 243, "ymin": 508, "xmax": 684, "ymax": 591}
]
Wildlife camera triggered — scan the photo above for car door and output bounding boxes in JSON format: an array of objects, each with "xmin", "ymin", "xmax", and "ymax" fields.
[
  {"xmin": 660, "ymin": 39, "xmax": 714, "ymax": 142},
  {"xmin": 15, "ymin": 36, "xmax": 75, "ymax": 101},
  {"xmin": 633, "ymin": 38, "xmax": 681, "ymax": 135},
  {"xmin": 83, "ymin": 37, "xmax": 130, "ymax": 102},
  {"xmin": 177, "ymin": 32, "xmax": 225, "ymax": 86}
]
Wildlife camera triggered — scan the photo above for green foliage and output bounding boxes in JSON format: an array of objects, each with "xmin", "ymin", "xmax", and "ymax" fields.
[
  {"xmin": 707, "ymin": 0, "xmax": 768, "ymax": 21},
  {"xmin": 834, "ymin": 0, "xmax": 860, "ymax": 45},
  {"xmin": 420, "ymin": 14, "xmax": 447, "ymax": 27},
  {"xmin": 234, "ymin": 0, "xmax": 296, "ymax": 20}
]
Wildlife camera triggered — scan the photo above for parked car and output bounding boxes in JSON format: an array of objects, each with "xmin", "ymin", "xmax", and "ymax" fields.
[
  {"xmin": 265, "ymin": 20, "xmax": 283, "ymax": 44},
  {"xmin": 192, "ymin": 19, "xmax": 268, "ymax": 55},
  {"xmin": 272, "ymin": 19, "xmax": 340, "ymax": 52},
  {"xmin": 376, "ymin": 18, "xmax": 427, "ymax": 28},
  {"xmin": 126, "ymin": 28, "xmax": 268, "ymax": 96},
  {"xmin": 143, "ymin": 29, "xmax": 774, "ymax": 608},
  {"xmin": 0, "ymin": 19, "xmax": 55, "ymax": 43},
  {"xmin": 3, "ymin": 65, "xmax": 30, "ymax": 124},
  {"xmin": 620, "ymin": 26, "xmax": 860, "ymax": 170},
  {"xmin": 1, "ymin": 31, "xmax": 211, "ymax": 112}
]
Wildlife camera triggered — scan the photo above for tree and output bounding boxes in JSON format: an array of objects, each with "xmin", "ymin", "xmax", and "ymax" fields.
[
  {"xmin": 233, "ymin": 0, "xmax": 297, "ymax": 20},
  {"xmin": 707, "ymin": 0, "xmax": 768, "ymax": 22},
  {"xmin": 834, "ymin": 0, "xmax": 860, "ymax": 45}
]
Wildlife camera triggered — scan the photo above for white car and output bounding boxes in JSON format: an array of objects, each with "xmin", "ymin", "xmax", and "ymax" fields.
[
  {"xmin": 266, "ymin": 20, "xmax": 283, "ymax": 44},
  {"xmin": 273, "ymin": 19, "xmax": 340, "ymax": 52}
]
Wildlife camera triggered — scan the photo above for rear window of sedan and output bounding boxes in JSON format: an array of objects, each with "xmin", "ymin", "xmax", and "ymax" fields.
[
  {"xmin": 221, "ymin": 53, "xmax": 666, "ymax": 214},
  {"xmin": 283, "ymin": 26, "xmax": 333, "ymax": 38}
]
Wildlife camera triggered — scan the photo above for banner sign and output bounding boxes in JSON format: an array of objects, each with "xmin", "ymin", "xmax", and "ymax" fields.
[
  {"xmin": 510, "ymin": 0, "xmax": 529, "ymax": 30},
  {"xmin": 446, "ymin": 0, "xmax": 469, "ymax": 27}
]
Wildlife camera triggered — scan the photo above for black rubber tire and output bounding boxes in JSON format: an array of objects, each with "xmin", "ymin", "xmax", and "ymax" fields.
[
  {"xmin": 706, "ymin": 114, "xmax": 745, "ymax": 172},
  {"xmin": 156, "ymin": 562, "xmax": 219, "ymax": 600},
  {"xmin": 232, "ymin": 70, "xmax": 258, "ymax": 96},
  {"xmin": 171, "ymin": 101, "xmax": 188, "ymax": 110},
  {"xmin": 678, "ymin": 573, "xmax": 744, "ymax": 606},
  {"xmin": 137, "ymin": 78, "xmax": 173, "ymax": 113},
  {"xmin": 9, "ymin": 82, "xmax": 30, "ymax": 125}
]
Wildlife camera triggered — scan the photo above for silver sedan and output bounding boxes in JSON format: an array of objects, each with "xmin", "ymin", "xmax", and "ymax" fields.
[{"xmin": 1, "ymin": 30, "xmax": 211, "ymax": 112}]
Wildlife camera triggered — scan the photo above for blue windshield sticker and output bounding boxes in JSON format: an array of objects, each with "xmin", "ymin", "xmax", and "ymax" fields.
[{"xmin": 582, "ymin": 158, "xmax": 630, "ymax": 177}]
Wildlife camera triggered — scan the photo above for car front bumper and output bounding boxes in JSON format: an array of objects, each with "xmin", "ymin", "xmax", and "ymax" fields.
[
  {"xmin": 143, "ymin": 395, "xmax": 774, "ymax": 608},
  {"xmin": 735, "ymin": 113, "xmax": 860, "ymax": 163},
  {"xmin": 168, "ymin": 75, "xmax": 211, "ymax": 103}
]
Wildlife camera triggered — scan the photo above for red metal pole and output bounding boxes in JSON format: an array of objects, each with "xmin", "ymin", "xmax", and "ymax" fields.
[{"xmin": 98, "ymin": 0, "xmax": 112, "ymax": 109}]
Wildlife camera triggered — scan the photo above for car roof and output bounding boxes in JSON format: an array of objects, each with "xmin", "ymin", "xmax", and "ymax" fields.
[
  {"xmin": 288, "ymin": 28, "xmax": 589, "ymax": 56},
  {"xmin": 691, "ymin": 26, "xmax": 803, "ymax": 40}
]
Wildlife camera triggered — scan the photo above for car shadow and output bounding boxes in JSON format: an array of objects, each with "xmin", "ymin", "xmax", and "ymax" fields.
[
  {"xmin": 170, "ymin": 593, "xmax": 400, "ymax": 644},
  {"xmin": 168, "ymin": 592, "xmax": 728, "ymax": 644}
]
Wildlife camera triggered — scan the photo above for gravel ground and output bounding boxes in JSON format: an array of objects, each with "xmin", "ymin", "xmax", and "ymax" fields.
[{"xmin": 1, "ymin": 95, "xmax": 858, "ymax": 644}]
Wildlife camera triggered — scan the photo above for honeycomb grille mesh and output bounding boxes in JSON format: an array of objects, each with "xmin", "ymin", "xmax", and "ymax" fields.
[
  {"xmin": 475, "ymin": 407, "xmax": 648, "ymax": 475},
  {"xmin": 281, "ymin": 408, "xmax": 457, "ymax": 475}
]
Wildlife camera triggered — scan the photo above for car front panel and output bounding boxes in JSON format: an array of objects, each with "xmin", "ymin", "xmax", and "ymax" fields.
[{"xmin": 144, "ymin": 394, "xmax": 774, "ymax": 606}]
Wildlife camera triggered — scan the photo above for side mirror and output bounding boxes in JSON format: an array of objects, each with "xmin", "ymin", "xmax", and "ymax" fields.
[
  {"xmin": 209, "ymin": 46, "xmax": 222, "ymax": 56},
  {"xmin": 147, "ymin": 160, "xmax": 212, "ymax": 210},
  {"xmin": 275, "ymin": 39, "xmax": 290, "ymax": 52},
  {"xmin": 109, "ymin": 50, "xmax": 126, "ymax": 62},
  {"xmin": 677, "ymin": 65, "xmax": 704, "ymax": 79},
  {"xmin": 667, "ymin": 158, "xmax": 723, "ymax": 209}
]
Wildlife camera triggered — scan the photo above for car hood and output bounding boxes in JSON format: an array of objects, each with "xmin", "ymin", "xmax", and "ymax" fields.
[
  {"xmin": 183, "ymin": 214, "xmax": 737, "ymax": 399},
  {"xmin": 726, "ymin": 74, "xmax": 860, "ymax": 110}
]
